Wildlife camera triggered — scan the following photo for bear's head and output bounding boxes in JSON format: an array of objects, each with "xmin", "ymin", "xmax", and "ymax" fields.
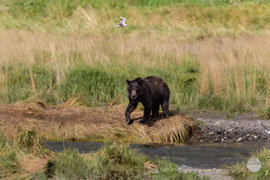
[{"xmin": 126, "ymin": 78, "xmax": 144, "ymax": 100}]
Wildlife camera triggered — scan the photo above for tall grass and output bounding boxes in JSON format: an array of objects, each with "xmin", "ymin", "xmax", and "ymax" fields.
[{"xmin": 1, "ymin": 1, "xmax": 270, "ymax": 113}]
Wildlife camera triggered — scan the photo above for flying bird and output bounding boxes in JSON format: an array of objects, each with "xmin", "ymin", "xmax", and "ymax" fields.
[{"xmin": 117, "ymin": 17, "xmax": 127, "ymax": 28}]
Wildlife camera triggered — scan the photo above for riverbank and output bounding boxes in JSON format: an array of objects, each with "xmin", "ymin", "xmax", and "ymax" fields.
[
  {"xmin": 188, "ymin": 110, "xmax": 270, "ymax": 143},
  {"xmin": 1, "ymin": 102, "xmax": 270, "ymax": 144},
  {"xmin": 0, "ymin": 103, "xmax": 194, "ymax": 143},
  {"xmin": 1, "ymin": 103, "xmax": 270, "ymax": 179}
]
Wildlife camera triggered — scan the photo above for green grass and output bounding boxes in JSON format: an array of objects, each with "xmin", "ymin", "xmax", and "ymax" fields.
[
  {"xmin": 14, "ymin": 130, "xmax": 47, "ymax": 154},
  {"xmin": 2, "ymin": 53, "xmax": 269, "ymax": 113},
  {"xmin": 151, "ymin": 158, "xmax": 208, "ymax": 180},
  {"xmin": 228, "ymin": 148, "xmax": 270, "ymax": 179},
  {"xmin": 0, "ymin": 132, "xmax": 20, "ymax": 178},
  {"xmin": 34, "ymin": 143, "xmax": 207, "ymax": 180},
  {"xmin": 259, "ymin": 106, "xmax": 270, "ymax": 119},
  {"xmin": 5, "ymin": 64, "xmax": 56, "ymax": 104},
  {"xmin": 2, "ymin": 0, "xmax": 270, "ymax": 34},
  {"xmin": 1, "ymin": 0, "xmax": 270, "ymax": 114},
  {"xmin": 43, "ymin": 143, "xmax": 147, "ymax": 179},
  {"xmin": 0, "ymin": 132, "xmax": 11, "ymax": 152},
  {"xmin": 6, "ymin": 0, "xmax": 270, "ymax": 15},
  {"xmin": 3, "ymin": 56, "xmax": 200, "ymax": 111},
  {"xmin": 1, "ymin": 132, "xmax": 207, "ymax": 179},
  {"xmin": 0, "ymin": 151, "xmax": 21, "ymax": 178}
]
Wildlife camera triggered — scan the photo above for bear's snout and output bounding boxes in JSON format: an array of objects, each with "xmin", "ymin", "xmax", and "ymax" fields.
[{"xmin": 131, "ymin": 90, "xmax": 137, "ymax": 99}]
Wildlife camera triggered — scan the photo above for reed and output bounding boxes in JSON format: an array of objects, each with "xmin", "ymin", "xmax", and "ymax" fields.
[{"xmin": 1, "ymin": 1, "xmax": 270, "ymax": 113}]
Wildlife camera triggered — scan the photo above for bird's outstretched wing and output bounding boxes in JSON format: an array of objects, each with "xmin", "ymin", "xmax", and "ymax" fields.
[{"xmin": 120, "ymin": 17, "xmax": 126, "ymax": 24}]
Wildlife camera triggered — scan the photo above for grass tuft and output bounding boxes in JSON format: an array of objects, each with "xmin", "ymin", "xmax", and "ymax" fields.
[
  {"xmin": 152, "ymin": 158, "xmax": 208, "ymax": 180},
  {"xmin": 228, "ymin": 148, "xmax": 270, "ymax": 179},
  {"xmin": 44, "ymin": 143, "xmax": 147, "ymax": 179},
  {"xmin": 0, "ymin": 151, "xmax": 21, "ymax": 178},
  {"xmin": 15, "ymin": 130, "xmax": 46, "ymax": 154},
  {"xmin": 41, "ymin": 143, "xmax": 208, "ymax": 179},
  {"xmin": 0, "ymin": 132, "xmax": 11, "ymax": 152}
]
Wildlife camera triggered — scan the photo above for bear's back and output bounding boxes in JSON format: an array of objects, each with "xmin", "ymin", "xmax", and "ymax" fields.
[{"xmin": 144, "ymin": 76, "xmax": 170, "ymax": 100}]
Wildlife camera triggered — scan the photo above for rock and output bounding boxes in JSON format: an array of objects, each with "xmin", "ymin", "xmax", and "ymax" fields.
[{"xmin": 235, "ymin": 137, "xmax": 241, "ymax": 142}]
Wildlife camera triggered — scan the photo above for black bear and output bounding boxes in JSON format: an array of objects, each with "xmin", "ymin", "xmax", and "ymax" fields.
[{"xmin": 125, "ymin": 76, "xmax": 170, "ymax": 125}]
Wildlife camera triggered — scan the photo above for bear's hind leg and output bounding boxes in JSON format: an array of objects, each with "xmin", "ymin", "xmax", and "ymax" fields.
[
  {"xmin": 161, "ymin": 100, "xmax": 169, "ymax": 119},
  {"xmin": 151, "ymin": 104, "xmax": 159, "ymax": 118}
]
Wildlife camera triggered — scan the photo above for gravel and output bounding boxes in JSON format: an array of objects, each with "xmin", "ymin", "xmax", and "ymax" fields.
[
  {"xmin": 178, "ymin": 166, "xmax": 232, "ymax": 180},
  {"xmin": 187, "ymin": 111, "xmax": 270, "ymax": 143}
]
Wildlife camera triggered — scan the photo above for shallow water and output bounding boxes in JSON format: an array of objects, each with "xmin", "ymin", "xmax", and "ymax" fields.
[{"xmin": 45, "ymin": 141, "xmax": 270, "ymax": 169}]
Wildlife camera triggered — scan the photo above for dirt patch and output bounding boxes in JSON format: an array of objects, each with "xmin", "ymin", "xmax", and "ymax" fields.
[
  {"xmin": 0, "ymin": 103, "xmax": 194, "ymax": 143},
  {"xmin": 187, "ymin": 111, "xmax": 270, "ymax": 143},
  {"xmin": 21, "ymin": 156, "xmax": 49, "ymax": 174}
]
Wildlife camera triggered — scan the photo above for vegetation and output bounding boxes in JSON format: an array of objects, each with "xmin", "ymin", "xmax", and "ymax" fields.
[
  {"xmin": 152, "ymin": 158, "xmax": 208, "ymax": 180},
  {"xmin": 0, "ymin": 103, "xmax": 194, "ymax": 144},
  {"xmin": 0, "ymin": 132, "xmax": 20, "ymax": 178},
  {"xmin": 228, "ymin": 148, "xmax": 270, "ymax": 179},
  {"xmin": 36, "ymin": 143, "xmax": 207, "ymax": 180},
  {"xmin": 2, "ymin": 1, "xmax": 270, "ymax": 179},
  {"xmin": 0, "ymin": 0, "xmax": 270, "ymax": 114},
  {"xmin": 0, "ymin": 151, "xmax": 21, "ymax": 178},
  {"xmin": 44, "ymin": 144, "xmax": 147, "ymax": 179},
  {"xmin": 0, "ymin": 132, "xmax": 208, "ymax": 179},
  {"xmin": 15, "ymin": 130, "xmax": 47, "ymax": 154}
]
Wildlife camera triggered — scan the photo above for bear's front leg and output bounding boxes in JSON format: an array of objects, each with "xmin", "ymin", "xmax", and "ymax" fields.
[
  {"xmin": 125, "ymin": 101, "xmax": 138, "ymax": 125},
  {"xmin": 139, "ymin": 105, "xmax": 151, "ymax": 125}
]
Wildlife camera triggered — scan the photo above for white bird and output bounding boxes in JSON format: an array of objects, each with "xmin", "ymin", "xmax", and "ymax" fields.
[{"xmin": 117, "ymin": 17, "xmax": 127, "ymax": 28}]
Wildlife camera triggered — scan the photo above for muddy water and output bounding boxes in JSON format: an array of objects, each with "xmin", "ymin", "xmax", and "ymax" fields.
[{"xmin": 45, "ymin": 142, "xmax": 270, "ymax": 169}]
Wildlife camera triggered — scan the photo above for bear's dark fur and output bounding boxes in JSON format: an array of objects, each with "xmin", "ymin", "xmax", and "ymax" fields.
[{"xmin": 125, "ymin": 76, "xmax": 170, "ymax": 125}]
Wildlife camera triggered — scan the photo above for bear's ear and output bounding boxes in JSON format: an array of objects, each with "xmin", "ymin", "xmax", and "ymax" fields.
[
  {"xmin": 138, "ymin": 78, "xmax": 144, "ymax": 85},
  {"xmin": 126, "ymin": 79, "xmax": 131, "ymax": 85}
]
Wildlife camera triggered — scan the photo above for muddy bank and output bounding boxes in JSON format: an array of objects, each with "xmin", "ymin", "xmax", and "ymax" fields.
[{"xmin": 188, "ymin": 111, "xmax": 270, "ymax": 143}]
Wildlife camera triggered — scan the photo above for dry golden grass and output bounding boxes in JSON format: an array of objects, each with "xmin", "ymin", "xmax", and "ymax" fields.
[
  {"xmin": 1, "ymin": 30, "xmax": 270, "ymax": 109},
  {"xmin": 20, "ymin": 155, "xmax": 48, "ymax": 175},
  {"xmin": 0, "ymin": 102, "xmax": 194, "ymax": 143}
]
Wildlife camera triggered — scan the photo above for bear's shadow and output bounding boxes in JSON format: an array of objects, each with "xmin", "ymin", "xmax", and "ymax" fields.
[{"xmin": 131, "ymin": 110, "xmax": 180, "ymax": 127}]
